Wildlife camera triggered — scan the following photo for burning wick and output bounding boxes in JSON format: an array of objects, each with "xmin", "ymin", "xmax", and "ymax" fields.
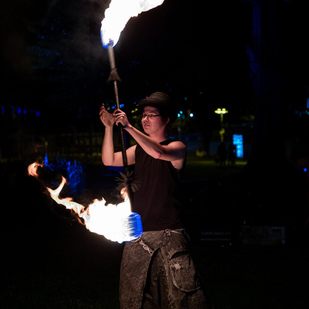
[{"xmin": 28, "ymin": 163, "xmax": 142, "ymax": 243}]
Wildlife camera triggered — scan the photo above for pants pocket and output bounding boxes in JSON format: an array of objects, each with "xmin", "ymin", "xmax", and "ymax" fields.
[{"xmin": 169, "ymin": 250, "xmax": 202, "ymax": 293}]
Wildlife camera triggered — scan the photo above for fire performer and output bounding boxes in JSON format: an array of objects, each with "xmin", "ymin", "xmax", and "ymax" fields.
[{"xmin": 99, "ymin": 92, "xmax": 209, "ymax": 308}]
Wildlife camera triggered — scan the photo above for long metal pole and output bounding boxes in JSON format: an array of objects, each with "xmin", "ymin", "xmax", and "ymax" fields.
[
  {"xmin": 107, "ymin": 45, "xmax": 128, "ymax": 169},
  {"xmin": 106, "ymin": 44, "xmax": 135, "ymax": 210}
]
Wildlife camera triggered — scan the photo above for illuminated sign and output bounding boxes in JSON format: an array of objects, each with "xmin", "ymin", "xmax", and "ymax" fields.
[{"xmin": 233, "ymin": 134, "xmax": 243, "ymax": 158}]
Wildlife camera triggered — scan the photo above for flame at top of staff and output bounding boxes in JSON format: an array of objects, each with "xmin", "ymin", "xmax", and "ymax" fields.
[{"xmin": 100, "ymin": 0, "xmax": 164, "ymax": 48}]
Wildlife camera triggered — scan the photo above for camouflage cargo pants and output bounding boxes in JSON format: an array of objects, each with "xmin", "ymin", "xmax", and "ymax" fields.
[{"xmin": 119, "ymin": 229, "xmax": 210, "ymax": 309}]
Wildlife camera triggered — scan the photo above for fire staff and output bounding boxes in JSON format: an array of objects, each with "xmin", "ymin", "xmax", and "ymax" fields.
[{"xmin": 99, "ymin": 92, "xmax": 209, "ymax": 308}]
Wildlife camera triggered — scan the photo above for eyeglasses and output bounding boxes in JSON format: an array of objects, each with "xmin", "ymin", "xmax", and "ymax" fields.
[{"xmin": 139, "ymin": 113, "xmax": 161, "ymax": 120}]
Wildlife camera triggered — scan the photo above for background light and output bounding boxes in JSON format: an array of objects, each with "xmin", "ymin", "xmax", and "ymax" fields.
[
  {"xmin": 215, "ymin": 108, "xmax": 228, "ymax": 114},
  {"xmin": 233, "ymin": 134, "xmax": 244, "ymax": 158}
]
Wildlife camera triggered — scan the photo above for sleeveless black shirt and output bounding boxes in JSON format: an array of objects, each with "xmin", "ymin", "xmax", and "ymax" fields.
[{"xmin": 133, "ymin": 139, "xmax": 184, "ymax": 231}]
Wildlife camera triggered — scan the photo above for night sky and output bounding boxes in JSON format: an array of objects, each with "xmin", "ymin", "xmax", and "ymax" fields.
[
  {"xmin": 0, "ymin": 0, "xmax": 253, "ymax": 123},
  {"xmin": 1, "ymin": 0, "xmax": 309, "ymax": 147}
]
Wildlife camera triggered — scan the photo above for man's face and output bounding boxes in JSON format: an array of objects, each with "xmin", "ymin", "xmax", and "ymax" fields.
[{"xmin": 141, "ymin": 106, "xmax": 166, "ymax": 136}]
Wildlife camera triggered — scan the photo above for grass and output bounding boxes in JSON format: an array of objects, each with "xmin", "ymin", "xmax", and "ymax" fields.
[
  {"xmin": 182, "ymin": 155, "xmax": 248, "ymax": 180},
  {"xmin": 194, "ymin": 245, "xmax": 309, "ymax": 309},
  {"xmin": 3, "ymin": 230, "xmax": 309, "ymax": 308},
  {"xmin": 1, "ymin": 229, "xmax": 123, "ymax": 309}
]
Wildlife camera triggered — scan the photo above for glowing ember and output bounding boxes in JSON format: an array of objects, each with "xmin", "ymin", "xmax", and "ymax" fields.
[
  {"xmin": 100, "ymin": 0, "xmax": 164, "ymax": 48},
  {"xmin": 28, "ymin": 163, "xmax": 142, "ymax": 243}
]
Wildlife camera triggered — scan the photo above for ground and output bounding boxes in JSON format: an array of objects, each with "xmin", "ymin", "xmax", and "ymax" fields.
[{"xmin": 1, "ymin": 156, "xmax": 309, "ymax": 308}]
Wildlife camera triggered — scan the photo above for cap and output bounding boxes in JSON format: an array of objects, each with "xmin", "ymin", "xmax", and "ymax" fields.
[{"xmin": 138, "ymin": 92, "xmax": 177, "ymax": 123}]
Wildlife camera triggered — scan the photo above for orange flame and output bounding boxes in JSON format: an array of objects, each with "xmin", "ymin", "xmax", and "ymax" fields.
[
  {"xmin": 27, "ymin": 162, "xmax": 42, "ymax": 178},
  {"xmin": 46, "ymin": 176, "xmax": 85, "ymax": 215},
  {"xmin": 28, "ymin": 163, "xmax": 136, "ymax": 243}
]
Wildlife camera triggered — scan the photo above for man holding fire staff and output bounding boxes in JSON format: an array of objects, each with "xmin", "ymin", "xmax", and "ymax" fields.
[{"xmin": 100, "ymin": 92, "xmax": 209, "ymax": 308}]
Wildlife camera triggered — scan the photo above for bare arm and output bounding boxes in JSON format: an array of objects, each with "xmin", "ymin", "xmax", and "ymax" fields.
[
  {"xmin": 126, "ymin": 125, "xmax": 185, "ymax": 161},
  {"xmin": 114, "ymin": 109, "xmax": 186, "ymax": 170},
  {"xmin": 99, "ymin": 104, "xmax": 136, "ymax": 167}
]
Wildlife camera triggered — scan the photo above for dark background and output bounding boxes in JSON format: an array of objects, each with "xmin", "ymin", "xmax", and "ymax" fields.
[
  {"xmin": 1, "ymin": 1, "xmax": 309, "ymax": 308},
  {"xmin": 1, "ymin": 0, "xmax": 309, "ymax": 156},
  {"xmin": 2, "ymin": 0, "xmax": 309, "ymax": 226}
]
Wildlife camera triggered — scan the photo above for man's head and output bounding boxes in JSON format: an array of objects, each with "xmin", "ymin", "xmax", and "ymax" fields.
[{"xmin": 138, "ymin": 92, "xmax": 177, "ymax": 124}]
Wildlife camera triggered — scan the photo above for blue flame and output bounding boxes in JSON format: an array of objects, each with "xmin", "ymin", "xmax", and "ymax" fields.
[{"xmin": 100, "ymin": 29, "xmax": 114, "ymax": 49}]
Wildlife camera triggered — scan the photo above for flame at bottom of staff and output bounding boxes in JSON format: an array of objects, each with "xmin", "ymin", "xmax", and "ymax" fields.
[{"xmin": 28, "ymin": 163, "xmax": 143, "ymax": 243}]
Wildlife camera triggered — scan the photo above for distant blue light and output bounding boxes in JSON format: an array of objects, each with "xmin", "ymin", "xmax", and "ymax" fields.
[
  {"xmin": 120, "ymin": 104, "xmax": 124, "ymax": 108},
  {"xmin": 44, "ymin": 155, "xmax": 84, "ymax": 194},
  {"xmin": 190, "ymin": 113, "xmax": 194, "ymax": 118},
  {"xmin": 184, "ymin": 97, "xmax": 187, "ymax": 101},
  {"xmin": 1, "ymin": 106, "xmax": 4, "ymax": 114},
  {"xmin": 177, "ymin": 111, "xmax": 185, "ymax": 119},
  {"xmin": 36, "ymin": 111, "xmax": 40, "ymax": 117},
  {"xmin": 44, "ymin": 153, "xmax": 49, "ymax": 166},
  {"xmin": 233, "ymin": 134, "xmax": 244, "ymax": 158},
  {"xmin": 304, "ymin": 168, "xmax": 307, "ymax": 173},
  {"xmin": 23, "ymin": 109, "xmax": 27, "ymax": 115},
  {"xmin": 17, "ymin": 107, "xmax": 21, "ymax": 114}
]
